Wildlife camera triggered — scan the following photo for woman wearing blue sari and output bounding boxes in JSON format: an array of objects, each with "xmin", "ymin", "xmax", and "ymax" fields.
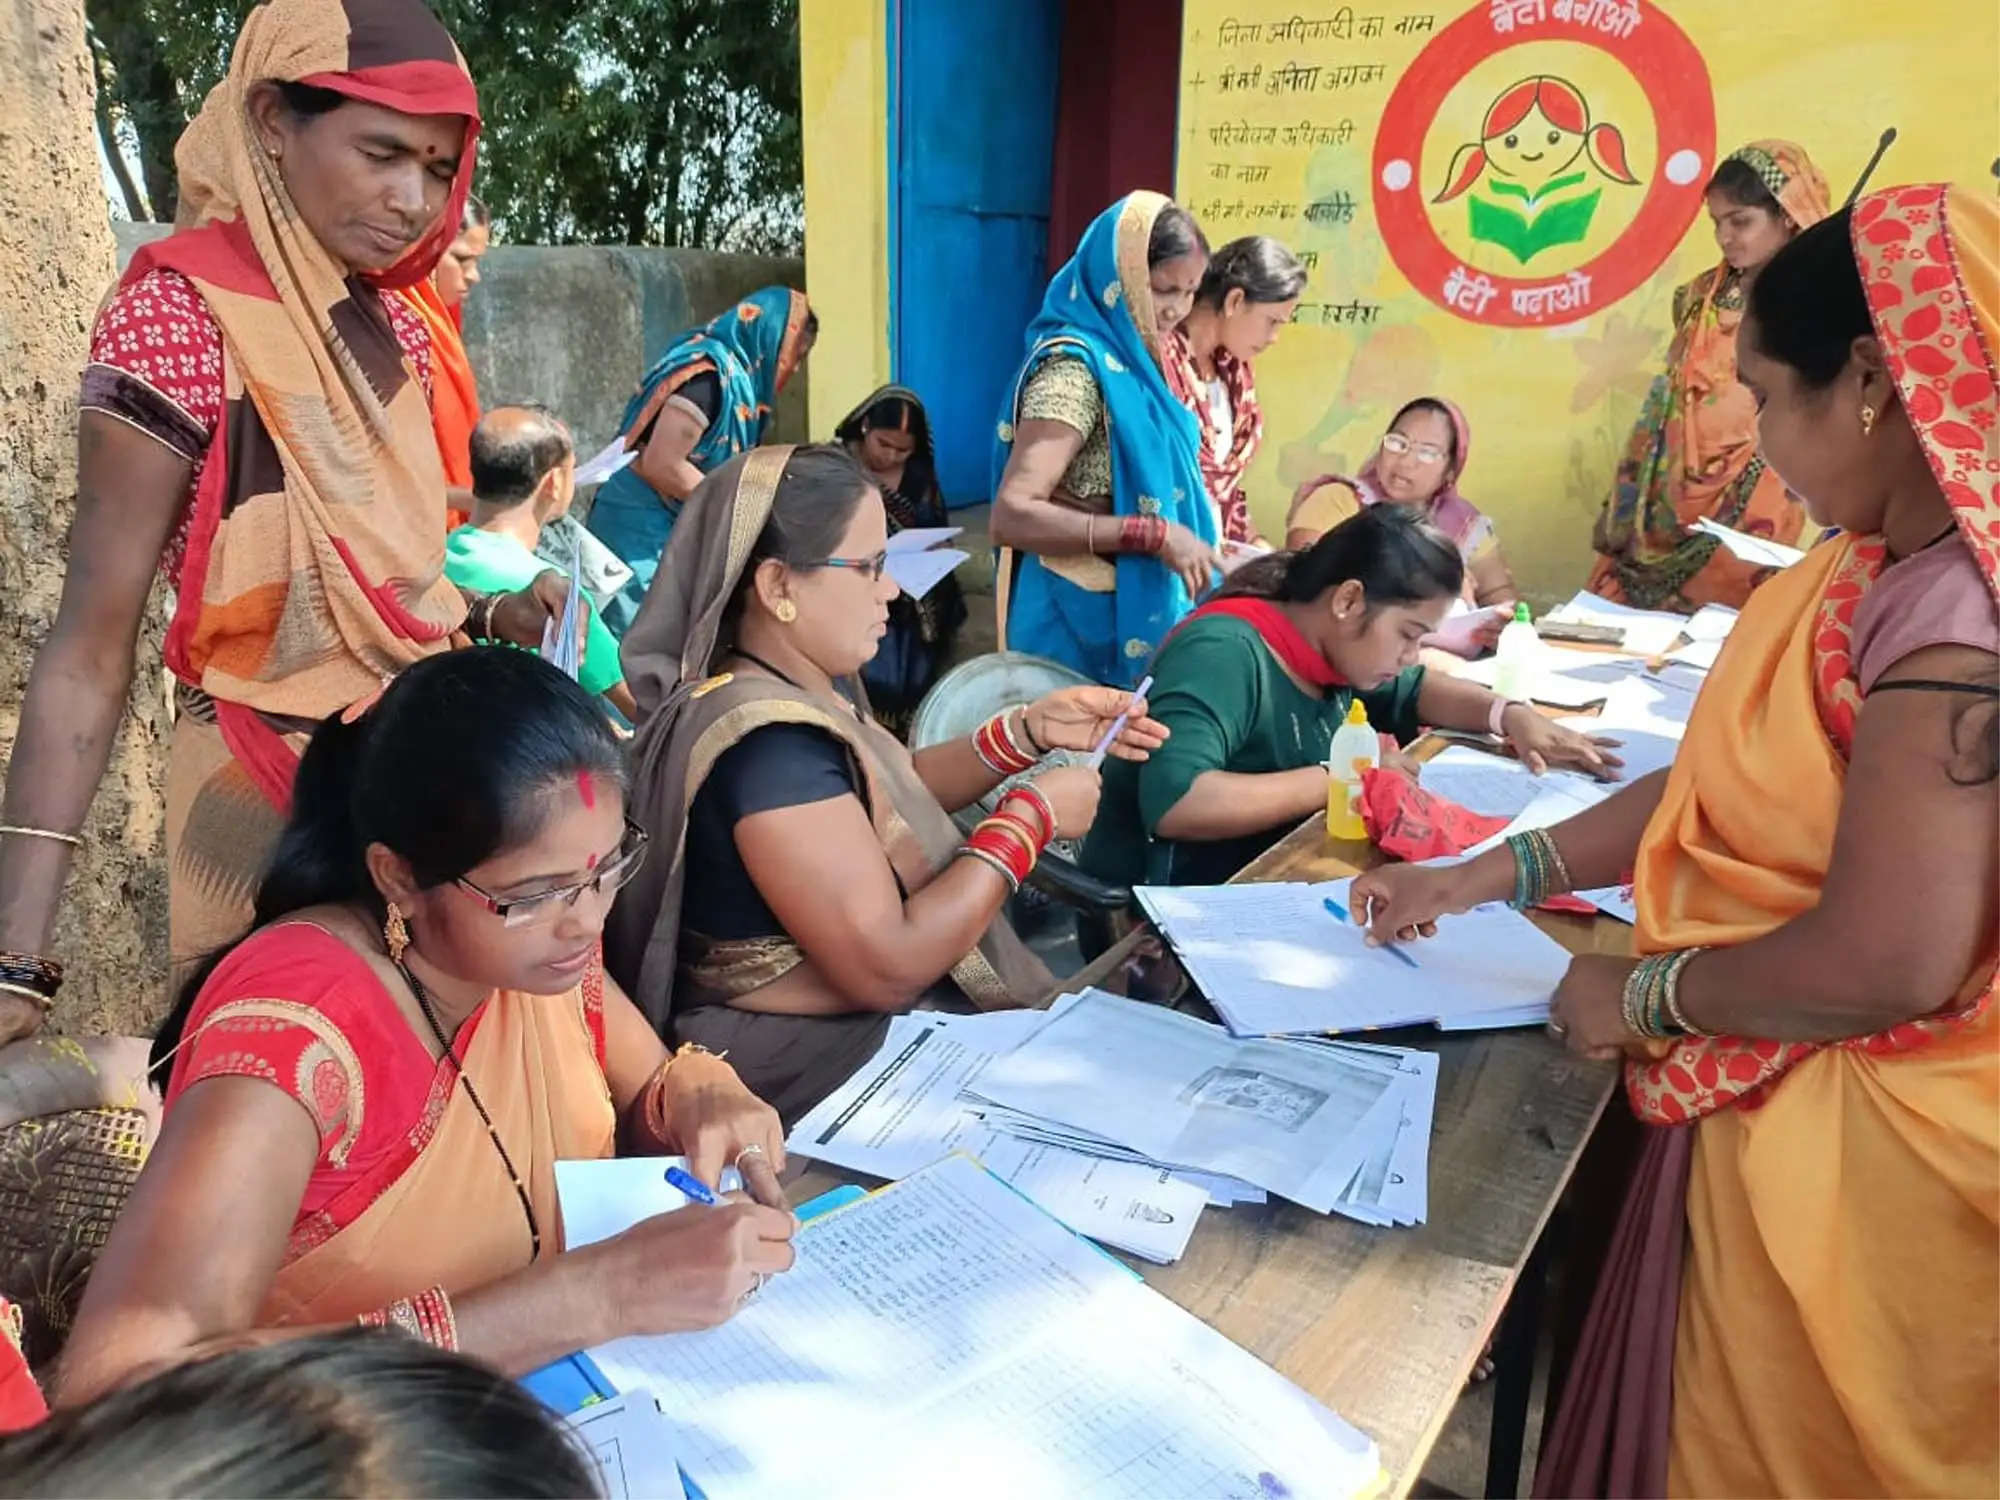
[
  {"xmin": 588, "ymin": 286, "xmax": 816, "ymax": 633},
  {"xmin": 990, "ymin": 194, "xmax": 1217, "ymax": 686}
]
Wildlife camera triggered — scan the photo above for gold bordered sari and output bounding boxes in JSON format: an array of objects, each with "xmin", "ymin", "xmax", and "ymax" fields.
[{"xmin": 607, "ymin": 448, "xmax": 1053, "ymax": 1121}]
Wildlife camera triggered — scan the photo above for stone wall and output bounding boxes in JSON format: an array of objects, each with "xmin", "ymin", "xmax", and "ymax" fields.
[{"xmin": 112, "ymin": 227, "xmax": 810, "ymax": 456}]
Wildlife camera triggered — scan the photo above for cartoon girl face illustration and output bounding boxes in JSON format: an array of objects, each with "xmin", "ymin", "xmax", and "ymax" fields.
[{"xmin": 1434, "ymin": 76, "xmax": 1640, "ymax": 265}]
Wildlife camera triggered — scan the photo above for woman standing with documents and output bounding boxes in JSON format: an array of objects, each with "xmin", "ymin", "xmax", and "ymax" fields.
[
  {"xmin": 1351, "ymin": 187, "xmax": 1999, "ymax": 1498},
  {"xmin": 1080, "ymin": 505, "xmax": 1615, "ymax": 889},
  {"xmin": 607, "ymin": 445, "xmax": 1166, "ymax": 1123}
]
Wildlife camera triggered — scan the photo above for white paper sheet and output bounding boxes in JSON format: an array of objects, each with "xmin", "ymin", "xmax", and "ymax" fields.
[
  {"xmin": 1421, "ymin": 601, "xmax": 1506, "ymax": 658},
  {"xmin": 539, "ymin": 544, "xmax": 585, "ymax": 680},
  {"xmin": 1694, "ymin": 517, "xmax": 1806, "ymax": 569},
  {"xmin": 554, "ymin": 1157, "xmax": 742, "ymax": 1251},
  {"xmin": 573, "ymin": 434, "xmax": 640, "ymax": 487},
  {"xmin": 1419, "ymin": 745, "xmax": 1558, "ymax": 818},
  {"xmin": 563, "ymin": 1391, "xmax": 688, "ymax": 1500},
  {"xmin": 968, "ymin": 989, "xmax": 1399, "ymax": 1213},
  {"xmin": 1683, "ymin": 604, "xmax": 1740, "ymax": 642},
  {"xmin": 1541, "ymin": 591, "xmax": 1691, "ymax": 656},
  {"xmin": 884, "ymin": 546, "xmax": 970, "ymax": 601},
  {"xmin": 1457, "ymin": 643, "xmax": 1642, "ymax": 708},
  {"xmin": 784, "ymin": 1004, "xmax": 1204, "ymax": 1263},
  {"xmin": 1136, "ymin": 881, "xmax": 1572, "ymax": 1039},
  {"xmin": 587, "ymin": 1156, "xmax": 1381, "ymax": 1500}
]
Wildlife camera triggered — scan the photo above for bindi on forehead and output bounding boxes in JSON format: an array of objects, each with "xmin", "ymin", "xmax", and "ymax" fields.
[{"xmin": 576, "ymin": 770, "xmax": 597, "ymax": 810}]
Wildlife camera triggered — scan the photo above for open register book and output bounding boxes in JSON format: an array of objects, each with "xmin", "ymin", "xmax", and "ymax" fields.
[{"xmin": 583, "ymin": 1154, "xmax": 1383, "ymax": 1500}]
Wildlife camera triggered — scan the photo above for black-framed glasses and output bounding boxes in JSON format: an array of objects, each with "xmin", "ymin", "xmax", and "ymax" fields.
[
  {"xmin": 815, "ymin": 551, "xmax": 890, "ymax": 582},
  {"xmin": 454, "ymin": 820, "xmax": 650, "ymax": 928}
]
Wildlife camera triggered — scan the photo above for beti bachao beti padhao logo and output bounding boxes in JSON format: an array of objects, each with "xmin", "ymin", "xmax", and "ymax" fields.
[{"xmin": 1373, "ymin": 0, "xmax": 1715, "ymax": 328}]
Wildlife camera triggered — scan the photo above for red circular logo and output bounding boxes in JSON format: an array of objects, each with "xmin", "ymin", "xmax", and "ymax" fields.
[{"xmin": 1373, "ymin": 1, "xmax": 1715, "ymax": 328}]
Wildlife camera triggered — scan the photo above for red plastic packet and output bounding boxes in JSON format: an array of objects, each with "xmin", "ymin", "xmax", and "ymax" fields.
[{"xmin": 1358, "ymin": 767, "xmax": 1509, "ymax": 861}]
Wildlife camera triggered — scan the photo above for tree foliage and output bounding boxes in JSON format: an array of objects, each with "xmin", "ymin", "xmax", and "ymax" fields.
[{"xmin": 85, "ymin": 0, "xmax": 803, "ymax": 253}]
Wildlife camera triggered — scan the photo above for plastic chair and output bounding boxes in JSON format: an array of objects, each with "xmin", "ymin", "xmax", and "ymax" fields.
[{"xmin": 909, "ymin": 652, "xmax": 1132, "ymax": 916}]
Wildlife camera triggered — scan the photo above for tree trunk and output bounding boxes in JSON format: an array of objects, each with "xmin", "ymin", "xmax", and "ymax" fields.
[
  {"xmin": 88, "ymin": 26, "xmax": 148, "ymax": 220},
  {"xmin": 88, "ymin": 0, "xmax": 181, "ymax": 221},
  {"xmin": 0, "ymin": 0, "xmax": 171, "ymax": 1035}
]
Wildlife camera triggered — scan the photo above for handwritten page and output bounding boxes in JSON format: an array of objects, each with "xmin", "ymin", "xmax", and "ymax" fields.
[
  {"xmin": 586, "ymin": 1156, "xmax": 1381, "ymax": 1500},
  {"xmin": 563, "ymin": 1391, "xmax": 688, "ymax": 1500}
]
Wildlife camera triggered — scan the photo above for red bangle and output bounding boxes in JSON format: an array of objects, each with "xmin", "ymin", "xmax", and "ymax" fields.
[
  {"xmin": 972, "ymin": 710, "xmax": 1037, "ymax": 777},
  {"xmin": 964, "ymin": 814, "xmax": 1040, "ymax": 887},
  {"xmin": 1118, "ymin": 515, "xmax": 1167, "ymax": 555},
  {"xmin": 1000, "ymin": 785, "xmax": 1058, "ymax": 844},
  {"xmin": 984, "ymin": 810, "xmax": 1048, "ymax": 860}
]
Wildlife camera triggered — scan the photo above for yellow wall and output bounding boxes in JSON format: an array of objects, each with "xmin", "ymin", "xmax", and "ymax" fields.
[
  {"xmin": 801, "ymin": 0, "xmax": 894, "ymax": 436},
  {"xmin": 1177, "ymin": 1, "xmax": 1998, "ymax": 602}
]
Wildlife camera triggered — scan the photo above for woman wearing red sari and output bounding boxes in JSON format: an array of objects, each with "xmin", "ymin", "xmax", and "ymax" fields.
[
  {"xmin": 0, "ymin": 0, "xmax": 566, "ymax": 1035},
  {"xmin": 1354, "ymin": 183, "xmax": 1998, "ymax": 1497},
  {"xmin": 402, "ymin": 192, "xmax": 491, "ymax": 524}
]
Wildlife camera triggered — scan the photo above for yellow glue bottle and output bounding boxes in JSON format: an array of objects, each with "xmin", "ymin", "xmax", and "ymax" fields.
[{"xmin": 1325, "ymin": 699, "xmax": 1378, "ymax": 841}]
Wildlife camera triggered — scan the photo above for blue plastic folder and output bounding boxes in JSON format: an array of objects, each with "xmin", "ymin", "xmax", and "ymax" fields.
[{"xmin": 519, "ymin": 1183, "xmax": 868, "ymax": 1414}]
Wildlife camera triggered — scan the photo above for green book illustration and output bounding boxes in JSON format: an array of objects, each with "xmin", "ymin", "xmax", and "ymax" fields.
[{"xmin": 1467, "ymin": 186, "xmax": 1604, "ymax": 265}]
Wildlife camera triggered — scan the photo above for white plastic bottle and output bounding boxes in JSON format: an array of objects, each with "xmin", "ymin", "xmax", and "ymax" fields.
[
  {"xmin": 1489, "ymin": 602, "xmax": 1540, "ymax": 702},
  {"xmin": 1325, "ymin": 700, "xmax": 1379, "ymax": 841}
]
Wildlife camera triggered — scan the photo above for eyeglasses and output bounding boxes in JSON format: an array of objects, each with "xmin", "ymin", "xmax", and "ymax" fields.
[
  {"xmin": 454, "ymin": 820, "xmax": 650, "ymax": 928},
  {"xmin": 1380, "ymin": 431, "xmax": 1450, "ymax": 466},
  {"xmin": 815, "ymin": 551, "xmax": 890, "ymax": 582}
]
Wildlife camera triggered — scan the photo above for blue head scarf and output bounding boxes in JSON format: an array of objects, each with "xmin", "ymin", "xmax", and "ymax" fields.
[
  {"xmin": 619, "ymin": 285, "xmax": 809, "ymax": 467},
  {"xmin": 991, "ymin": 193, "xmax": 1212, "ymax": 685}
]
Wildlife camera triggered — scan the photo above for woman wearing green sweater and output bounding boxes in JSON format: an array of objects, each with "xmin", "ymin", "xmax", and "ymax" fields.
[{"xmin": 1081, "ymin": 506, "xmax": 1618, "ymax": 887}]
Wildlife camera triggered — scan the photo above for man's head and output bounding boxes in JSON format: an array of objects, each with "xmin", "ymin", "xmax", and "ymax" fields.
[{"xmin": 469, "ymin": 405, "xmax": 576, "ymax": 522}]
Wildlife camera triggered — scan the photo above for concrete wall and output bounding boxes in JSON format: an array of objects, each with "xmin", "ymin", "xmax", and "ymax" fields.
[{"xmin": 112, "ymin": 226, "xmax": 811, "ymax": 457}]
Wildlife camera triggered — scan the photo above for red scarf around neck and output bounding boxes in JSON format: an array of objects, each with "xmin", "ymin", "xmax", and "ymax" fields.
[{"xmin": 1188, "ymin": 596, "xmax": 1345, "ymax": 688}]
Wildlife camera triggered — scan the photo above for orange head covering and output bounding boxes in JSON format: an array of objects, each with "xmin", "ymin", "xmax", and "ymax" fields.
[
  {"xmin": 1851, "ymin": 182, "xmax": 2000, "ymax": 606},
  {"xmin": 1721, "ymin": 139, "xmax": 1830, "ymax": 236}
]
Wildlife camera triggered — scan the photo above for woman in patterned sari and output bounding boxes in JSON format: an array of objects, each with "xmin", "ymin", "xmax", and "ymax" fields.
[
  {"xmin": 57, "ymin": 649, "xmax": 791, "ymax": 1406},
  {"xmin": 587, "ymin": 287, "xmax": 816, "ymax": 635},
  {"xmin": 1353, "ymin": 182, "xmax": 1997, "ymax": 1497},
  {"xmin": 990, "ymin": 193, "xmax": 1217, "ymax": 686},
  {"xmin": 1587, "ymin": 142, "xmax": 1829, "ymax": 610},
  {"xmin": 0, "ymin": 0, "xmax": 569, "ymax": 1035}
]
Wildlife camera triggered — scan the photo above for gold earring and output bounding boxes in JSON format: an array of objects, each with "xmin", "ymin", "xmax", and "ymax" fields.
[
  {"xmin": 383, "ymin": 902, "xmax": 410, "ymax": 964},
  {"xmin": 1859, "ymin": 403, "xmax": 1877, "ymax": 437},
  {"xmin": 773, "ymin": 599, "xmax": 798, "ymax": 624}
]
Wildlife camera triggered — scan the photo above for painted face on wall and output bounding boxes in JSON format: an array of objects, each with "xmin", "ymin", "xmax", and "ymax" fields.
[{"xmin": 1481, "ymin": 100, "xmax": 1587, "ymax": 195}]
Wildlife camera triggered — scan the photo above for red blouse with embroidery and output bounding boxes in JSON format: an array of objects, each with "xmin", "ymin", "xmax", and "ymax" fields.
[
  {"xmin": 82, "ymin": 267, "xmax": 435, "ymax": 590},
  {"xmin": 164, "ymin": 923, "xmax": 604, "ymax": 1264}
]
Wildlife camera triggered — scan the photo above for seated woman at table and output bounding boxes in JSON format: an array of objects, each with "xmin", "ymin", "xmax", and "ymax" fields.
[
  {"xmin": 1350, "ymin": 185, "xmax": 1998, "ymax": 1499},
  {"xmin": 1286, "ymin": 397, "xmax": 1519, "ymax": 621},
  {"xmin": 989, "ymin": 193, "xmax": 1218, "ymax": 686},
  {"xmin": 1079, "ymin": 505, "xmax": 1615, "ymax": 890},
  {"xmin": 606, "ymin": 445, "xmax": 1165, "ymax": 1124},
  {"xmin": 56, "ymin": 649, "xmax": 794, "ymax": 1406}
]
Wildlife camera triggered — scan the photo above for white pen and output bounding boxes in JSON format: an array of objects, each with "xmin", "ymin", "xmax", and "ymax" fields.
[{"xmin": 1085, "ymin": 675, "xmax": 1153, "ymax": 770}]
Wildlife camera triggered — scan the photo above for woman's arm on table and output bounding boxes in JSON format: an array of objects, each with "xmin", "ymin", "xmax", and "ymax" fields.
[
  {"xmin": 57, "ymin": 1076, "xmax": 793, "ymax": 1405},
  {"xmin": 0, "ymin": 417, "xmax": 188, "ymax": 1043},
  {"xmin": 1415, "ymin": 671, "xmax": 1619, "ymax": 777},
  {"xmin": 1673, "ymin": 644, "xmax": 1997, "ymax": 1040},
  {"xmin": 1348, "ymin": 768, "xmax": 1671, "ymax": 942}
]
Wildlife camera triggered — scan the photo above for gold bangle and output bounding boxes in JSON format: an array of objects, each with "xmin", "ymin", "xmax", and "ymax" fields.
[
  {"xmin": 0, "ymin": 825, "xmax": 84, "ymax": 849},
  {"xmin": 0, "ymin": 982, "xmax": 53, "ymax": 1015}
]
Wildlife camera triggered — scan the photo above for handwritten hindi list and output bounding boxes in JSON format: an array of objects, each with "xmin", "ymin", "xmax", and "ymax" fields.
[{"xmin": 1183, "ymin": 6, "xmax": 1438, "ymax": 326}]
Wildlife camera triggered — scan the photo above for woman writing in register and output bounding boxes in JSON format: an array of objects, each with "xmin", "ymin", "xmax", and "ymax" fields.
[
  {"xmin": 1080, "ymin": 506, "xmax": 1616, "ymax": 890},
  {"xmin": 1352, "ymin": 185, "xmax": 1998, "ymax": 1498},
  {"xmin": 59, "ymin": 649, "xmax": 793, "ymax": 1405},
  {"xmin": 607, "ymin": 445, "xmax": 1166, "ymax": 1123}
]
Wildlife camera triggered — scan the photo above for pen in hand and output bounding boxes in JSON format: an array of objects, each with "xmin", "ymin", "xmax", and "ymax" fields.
[
  {"xmin": 1322, "ymin": 894, "xmax": 1420, "ymax": 969},
  {"xmin": 663, "ymin": 1165, "xmax": 720, "ymax": 1206}
]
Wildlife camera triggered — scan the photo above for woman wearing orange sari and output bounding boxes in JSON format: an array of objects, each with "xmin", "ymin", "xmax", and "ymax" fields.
[
  {"xmin": 57, "ymin": 649, "xmax": 793, "ymax": 1405},
  {"xmin": 1355, "ymin": 182, "xmax": 1997, "ymax": 1497},
  {"xmin": 401, "ymin": 193, "xmax": 491, "ymax": 524},
  {"xmin": 0, "ymin": 0, "xmax": 568, "ymax": 1026},
  {"xmin": 1588, "ymin": 142, "xmax": 1829, "ymax": 610}
]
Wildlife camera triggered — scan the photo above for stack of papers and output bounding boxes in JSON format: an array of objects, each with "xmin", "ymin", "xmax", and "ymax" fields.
[
  {"xmin": 1134, "ymin": 879, "xmax": 1574, "ymax": 1035},
  {"xmin": 562, "ymin": 1392, "xmax": 688, "ymax": 1500},
  {"xmin": 586, "ymin": 1154, "xmax": 1384, "ymax": 1500},
  {"xmin": 1456, "ymin": 640, "xmax": 1643, "ymax": 708},
  {"xmin": 966, "ymin": 988, "xmax": 1441, "ymax": 1222},
  {"xmin": 883, "ymin": 525, "xmax": 969, "ymax": 601},
  {"xmin": 785, "ymin": 1003, "xmax": 1208, "ymax": 1264},
  {"xmin": 1540, "ymin": 590, "xmax": 1692, "ymax": 656},
  {"xmin": 538, "ymin": 545, "xmax": 586, "ymax": 681}
]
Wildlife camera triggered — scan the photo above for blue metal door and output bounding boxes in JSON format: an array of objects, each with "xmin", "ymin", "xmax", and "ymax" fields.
[{"xmin": 892, "ymin": 0, "xmax": 1063, "ymax": 506}]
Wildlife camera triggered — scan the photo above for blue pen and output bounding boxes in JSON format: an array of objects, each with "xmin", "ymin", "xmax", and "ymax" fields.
[
  {"xmin": 1323, "ymin": 895, "xmax": 1420, "ymax": 969},
  {"xmin": 663, "ymin": 1165, "xmax": 719, "ymax": 1206}
]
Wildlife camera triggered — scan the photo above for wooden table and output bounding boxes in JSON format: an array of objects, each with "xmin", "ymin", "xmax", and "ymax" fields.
[{"xmin": 792, "ymin": 813, "xmax": 1630, "ymax": 1498}]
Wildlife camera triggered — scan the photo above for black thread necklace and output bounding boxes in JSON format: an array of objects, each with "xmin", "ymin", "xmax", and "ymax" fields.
[
  {"xmin": 397, "ymin": 957, "xmax": 541, "ymax": 1260},
  {"xmin": 730, "ymin": 647, "xmax": 801, "ymax": 688}
]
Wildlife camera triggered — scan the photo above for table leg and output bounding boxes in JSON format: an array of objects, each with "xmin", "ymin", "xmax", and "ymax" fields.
[{"xmin": 1484, "ymin": 1233, "xmax": 1550, "ymax": 1499}]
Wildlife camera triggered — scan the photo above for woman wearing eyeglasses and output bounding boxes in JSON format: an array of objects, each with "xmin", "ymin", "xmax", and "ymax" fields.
[
  {"xmin": 1285, "ymin": 397, "xmax": 1519, "ymax": 622},
  {"xmin": 606, "ymin": 445, "xmax": 1167, "ymax": 1124},
  {"xmin": 58, "ymin": 648, "xmax": 793, "ymax": 1406}
]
